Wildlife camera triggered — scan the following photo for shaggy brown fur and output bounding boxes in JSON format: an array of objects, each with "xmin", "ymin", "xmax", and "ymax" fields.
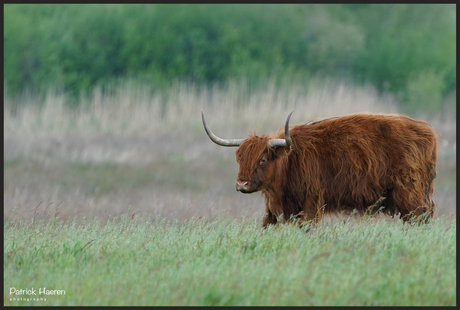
[{"xmin": 234, "ymin": 113, "xmax": 438, "ymax": 227}]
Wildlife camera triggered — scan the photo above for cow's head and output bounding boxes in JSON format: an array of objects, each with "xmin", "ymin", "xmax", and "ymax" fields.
[{"xmin": 201, "ymin": 111, "xmax": 293, "ymax": 193}]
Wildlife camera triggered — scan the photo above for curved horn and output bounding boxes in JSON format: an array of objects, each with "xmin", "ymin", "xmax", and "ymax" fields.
[
  {"xmin": 201, "ymin": 111, "xmax": 243, "ymax": 147},
  {"xmin": 268, "ymin": 111, "xmax": 293, "ymax": 148}
]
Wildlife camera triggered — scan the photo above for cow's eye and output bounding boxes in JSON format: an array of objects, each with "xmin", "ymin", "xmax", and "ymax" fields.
[{"xmin": 259, "ymin": 159, "xmax": 267, "ymax": 166}]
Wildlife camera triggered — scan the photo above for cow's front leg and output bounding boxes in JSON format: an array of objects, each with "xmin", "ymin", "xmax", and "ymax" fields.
[
  {"xmin": 262, "ymin": 196, "xmax": 279, "ymax": 228},
  {"xmin": 300, "ymin": 194, "xmax": 325, "ymax": 227},
  {"xmin": 262, "ymin": 210, "xmax": 277, "ymax": 228}
]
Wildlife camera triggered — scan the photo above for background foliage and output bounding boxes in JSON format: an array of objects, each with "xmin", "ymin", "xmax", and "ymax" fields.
[{"xmin": 4, "ymin": 4, "xmax": 456, "ymax": 114}]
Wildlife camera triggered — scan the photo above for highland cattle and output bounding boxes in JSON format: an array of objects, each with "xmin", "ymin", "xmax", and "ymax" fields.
[{"xmin": 202, "ymin": 111, "xmax": 438, "ymax": 227}]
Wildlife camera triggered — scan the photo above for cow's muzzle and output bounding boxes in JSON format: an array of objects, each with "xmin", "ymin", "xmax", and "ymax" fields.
[{"xmin": 236, "ymin": 181, "xmax": 254, "ymax": 193}]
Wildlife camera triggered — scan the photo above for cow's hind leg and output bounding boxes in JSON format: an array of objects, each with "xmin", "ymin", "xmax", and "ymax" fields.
[{"xmin": 391, "ymin": 184, "xmax": 433, "ymax": 224}]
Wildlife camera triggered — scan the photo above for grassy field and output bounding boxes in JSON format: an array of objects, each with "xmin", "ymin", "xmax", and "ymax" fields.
[
  {"xmin": 4, "ymin": 213, "xmax": 456, "ymax": 306},
  {"xmin": 3, "ymin": 80, "xmax": 456, "ymax": 305},
  {"xmin": 4, "ymin": 80, "xmax": 456, "ymax": 222}
]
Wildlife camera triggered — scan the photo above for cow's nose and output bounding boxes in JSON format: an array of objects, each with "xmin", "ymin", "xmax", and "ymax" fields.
[{"xmin": 236, "ymin": 181, "xmax": 249, "ymax": 191}]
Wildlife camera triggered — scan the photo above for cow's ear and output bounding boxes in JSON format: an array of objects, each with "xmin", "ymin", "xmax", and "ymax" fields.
[{"xmin": 272, "ymin": 146, "xmax": 291, "ymax": 159}]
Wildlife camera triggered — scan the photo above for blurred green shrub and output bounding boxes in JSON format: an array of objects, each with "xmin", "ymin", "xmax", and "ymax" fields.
[
  {"xmin": 405, "ymin": 69, "xmax": 445, "ymax": 115},
  {"xmin": 4, "ymin": 4, "xmax": 456, "ymax": 113}
]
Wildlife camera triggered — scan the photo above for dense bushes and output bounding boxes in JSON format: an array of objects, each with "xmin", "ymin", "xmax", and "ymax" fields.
[{"xmin": 4, "ymin": 4, "xmax": 455, "ymax": 113}]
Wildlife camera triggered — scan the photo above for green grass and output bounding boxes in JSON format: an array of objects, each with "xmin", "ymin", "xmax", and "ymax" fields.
[{"xmin": 4, "ymin": 214, "xmax": 456, "ymax": 306}]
